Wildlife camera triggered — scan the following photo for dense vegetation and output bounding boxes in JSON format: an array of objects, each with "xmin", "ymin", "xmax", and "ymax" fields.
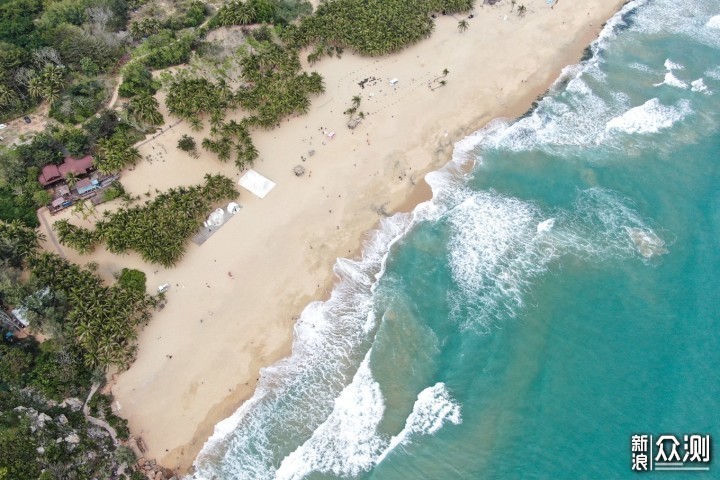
[
  {"xmin": 55, "ymin": 174, "xmax": 238, "ymax": 266},
  {"xmin": 294, "ymin": 0, "xmax": 473, "ymax": 56},
  {"xmin": 0, "ymin": 0, "xmax": 129, "ymax": 121},
  {"xmin": 165, "ymin": 38, "xmax": 324, "ymax": 168},
  {"xmin": 0, "ymin": 108, "xmax": 143, "ymax": 228},
  {"xmin": 209, "ymin": 0, "xmax": 312, "ymax": 28},
  {"xmin": 0, "ymin": 334, "xmax": 144, "ymax": 478}
]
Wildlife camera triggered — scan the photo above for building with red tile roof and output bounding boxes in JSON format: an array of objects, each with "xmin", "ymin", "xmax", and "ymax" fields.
[{"xmin": 38, "ymin": 156, "xmax": 94, "ymax": 186}]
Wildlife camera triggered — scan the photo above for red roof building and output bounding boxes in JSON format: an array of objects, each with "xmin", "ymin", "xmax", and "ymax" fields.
[
  {"xmin": 39, "ymin": 164, "xmax": 62, "ymax": 186},
  {"xmin": 38, "ymin": 156, "xmax": 94, "ymax": 186}
]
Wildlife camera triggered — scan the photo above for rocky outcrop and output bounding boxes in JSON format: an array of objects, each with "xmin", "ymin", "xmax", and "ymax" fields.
[{"xmin": 136, "ymin": 457, "xmax": 177, "ymax": 480}]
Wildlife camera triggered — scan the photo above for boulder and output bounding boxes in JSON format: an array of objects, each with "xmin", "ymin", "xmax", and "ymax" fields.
[
  {"xmin": 57, "ymin": 414, "xmax": 69, "ymax": 425},
  {"xmin": 60, "ymin": 398, "xmax": 84, "ymax": 411},
  {"xmin": 65, "ymin": 433, "xmax": 81, "ymax": 444}
]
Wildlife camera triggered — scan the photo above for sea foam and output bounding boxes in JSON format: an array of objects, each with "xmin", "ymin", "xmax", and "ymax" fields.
[
  {"xmin": 707, "ymin": 15, "xmax": 720, "ymax": 29},
  {"xmin": 275, "ymin": 353, "xmax": 385, "ymax": 479},
  {"xmin": 691, "ymin": 78, "xmax": 712, "ymax": 94},
  {"xmin": 605, "ymin": 98, "xmax": 691, "ymax": 134}
]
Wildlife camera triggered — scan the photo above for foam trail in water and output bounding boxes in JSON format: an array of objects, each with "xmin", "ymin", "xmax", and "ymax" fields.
[
  {"xmin": 691, "ymin": 78, "xmax": 712, "ymax": 94},
  {"xmin": 707, "ymin": 67, "xmax": 720, "ymax": 80},
  {"xmin": 276, "ymin": 352, "xmax": 385, "ymax": 479},
  {"xmin": 655, "ymin": 72, "xmax": 688, "ymax": 89},
  {"xmin": 191, "ymin": 0, "xmax": 686, "ymax": 476},
  {"xmin": 377, "ymin": 383, "xmax": 462, "ymax": 464},
  {"xmin": 275, "ymin": 360, "xmax": 461, "ymax": 478},
  {"xmin": 664, "ymin": 59, "xmax": 684, "ymax": 71}
]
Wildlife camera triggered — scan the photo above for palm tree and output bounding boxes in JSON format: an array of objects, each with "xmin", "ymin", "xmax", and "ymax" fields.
[
  {"xmin": 0, "ymin": 85, "xmax": 18, "ymax": 110},
  {"xmin": 443, "ymin": 68, "xmax": 449, "ymax": 77},
  {"xmin": 458, "ymin": 20, "xmax": 469, "ymax": 33},
  {"xmin": 96, "ymin": 136, "xmax": 141, "ymax": 174},
  {"xmin": 128, "ymin": 93, "xmax": 163, "ymax": 126},
  {"xmin": 65, "ymin": 172, "xmax": 79, "ymax": 190},
  {"xmin": 511, "ymin": 0, "xmax": 516, "ymax": 11},
  {"xmin": 351, "ymin": 95, "xmax": 362, "ymax": 108},
  {"xmin": 517, "ymin": 4, "xmax": 527, "ymax": 16}
]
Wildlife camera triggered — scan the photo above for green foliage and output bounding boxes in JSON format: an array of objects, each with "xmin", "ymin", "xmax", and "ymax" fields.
[
  {"xmin": 85, "ymin": 174, "xmax": 238, "ymax": 266},
  {"xmin": 29, "ymin": 253, "xmax": 157, "ymax": 368},
  {"xmin": 50, "ymin": 23, "xmax": 116, "ymax": 71},
  {"xmin": 118, "ymin": 268, "xmax": 147, "ymax": 294},
  {"xmin": 167, "ymin": 0, "xmax": 208, "ymax": 29},
  {"xmin": 0, "ymin": 377, "xmax": 122, "ymax": 478},
  {"xmin": 0, "ymin": 144, "xmax": 56, "ymax": 218},
  {"xmin": 28, "ymin": 340, "xmax": 92, "ymax": 399},
  {"xmin": 95, "ymin": 132, "xmax": 142, "ymax": 174},
  {"xmin": 0, "ymin": 422, "xmax": 42, "ymax": 479},
  {"xmin": 234, "ymin": 42, "xmax": 324, "ymax": 128},
  {"xmin": 127, "ymin": 92, "xmax": 164, "ymax": 126},
  {"xmin": 165, "ymin": 75, "xmax": 233, "ymax": 126},
  {"xmin": 0, "ymin": 0, "xmax": 43, "ymax": 49},
  {"xmin": 211, "ymin": 0, "xmax": 261, "ymax": 27},
  {"xmin": 119, "ymin": 62, "xmax": 160, "ymax": 98},
  {"xmin": 0, "ymin": 344, "xmax": 33, "ymax": 386},
  {"xmin": 37, "ymin": 0, "xmax": 87, "ymax": 30},
  {"xmin": 56, "ymin": 127, "xmax": 91, "ymax": 157},
  {"xmin": 49, "ymin": 79, "xmax": 107, "ymax": 124},
  {"xmin": 82, "ymin": 109, "xmax": 121, "ymax": 143},
  {"xmin": 29, "ymin": 64, "xmax": 66, "ymax": 104},
  {"xmin": 0, "ymin": 188, "xmax": 40, "ymax": 227},
  {"xmin": 54, "ymin": 220, "xmax": 101, "ymax": 254},
  {"xmin": 296, "ymin": 0, "xmax": 473, "ymax": 56},
  {"xmin": 15, "ymin": 132, "xmax": 64, "ymax": 169},
  {"xmin": 273, "ymin": 0, "xmax": 312, "ymax": 25},
  {"xmin": 102, "ymin": 180, "xmax": 126, "ymax": 202},
  {"xmin": 203, "ymin": 121, "xmax": 258, "ymax": 169},
  {"xmin": 0, "ymin": 220, "xmax": 43, "ymax": 267},
  {"xmin": 139, "ymin": 30, "xmax": 195, "ymax": 69},
  {"xmin": 177, "ymin": 134, "xmax": 197, "ymax": 153}
]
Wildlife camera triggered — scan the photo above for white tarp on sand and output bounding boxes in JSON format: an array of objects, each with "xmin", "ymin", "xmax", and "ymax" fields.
[{"xmin": 238, "ymin": 169, "xmax": 276, "ymax": 199}]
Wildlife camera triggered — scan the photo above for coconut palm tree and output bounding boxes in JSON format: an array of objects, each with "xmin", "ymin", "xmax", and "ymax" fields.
[
  {"xmin": 0, "ymin": 85, "xmax": 18, "ymax": 110},
  {"xmin": 65, "ymin": 172, "xmax": 79, "ymax": 190},
  {"xmin": 95, "ymin": 136, "xmax": 142, "ymax": 174},
  {"xmin": 458, "ymin": 20, "xmax": 469, "ymax": 33},
  {"xmin": 128, "ymin": 93, "xmax": 164, "ymax": 126},
  {"xmin": 517, "ymin": 4, "xmax": 527, "ymax": 16}
]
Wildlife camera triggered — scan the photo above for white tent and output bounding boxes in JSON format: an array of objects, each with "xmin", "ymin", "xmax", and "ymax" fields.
[
  {"xmin": 227, "ymin": 202, "xmax": 241, "ymax": 214},
  {"xmin": 204, "ymin": 208, "xmax": 225, "ymax": 227},
  {"xmin": 238, "ymin": 169, "xmax": 276, "ymax": 199}
]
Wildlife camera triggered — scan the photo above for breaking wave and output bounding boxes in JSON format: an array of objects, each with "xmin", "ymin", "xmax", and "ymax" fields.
[
  {"xmin": 605, "ymin": 98, "xmax": 692, "ymax": 134},
  {"xmin": 189, "ymin": 1, "xmax": 691, "ymax": 478}
]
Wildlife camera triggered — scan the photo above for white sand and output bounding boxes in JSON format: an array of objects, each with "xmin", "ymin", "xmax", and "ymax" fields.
[{"xmin": 38, "ymin": 0, "xmax": 626, "ymax": 473}]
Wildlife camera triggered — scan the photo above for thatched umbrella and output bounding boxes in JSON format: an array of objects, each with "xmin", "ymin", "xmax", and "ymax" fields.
[{"xmin": 293, "ymin": 165, "xmax": 306, "ymax": 176}]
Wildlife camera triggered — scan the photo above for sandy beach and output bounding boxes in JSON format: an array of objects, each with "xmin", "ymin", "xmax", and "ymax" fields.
[{"xmin": 37, "ymin": 0, "xmax": 626, "ymax": 474}]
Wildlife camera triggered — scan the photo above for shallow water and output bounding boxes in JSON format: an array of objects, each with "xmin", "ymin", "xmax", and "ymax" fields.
[{"xmin": 193, "ymin": 1, "xmax": 720, "ymax": 478}]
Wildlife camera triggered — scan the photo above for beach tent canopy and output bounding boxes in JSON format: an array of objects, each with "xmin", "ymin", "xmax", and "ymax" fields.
[
  {"xmin": 238, "ymin": 169, "xmax": 276, "ymax": 199},
  {"xmin": 227, "ymin": 202, "xmax": 241, "ymax": 214},
  {"xmin": 205, "ymin": 208, "xmax": 225, "ymax": 227}
]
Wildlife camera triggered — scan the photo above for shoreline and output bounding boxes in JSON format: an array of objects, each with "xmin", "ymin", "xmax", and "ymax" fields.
[{"xmin": 36, "ymin": 1, "xmax": 628, "ymax": 475}]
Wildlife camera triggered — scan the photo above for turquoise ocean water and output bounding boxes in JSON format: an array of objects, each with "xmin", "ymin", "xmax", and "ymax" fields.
[{"xmin": 192, "ymin": 1, "xmax": 720, "ymax": 478}]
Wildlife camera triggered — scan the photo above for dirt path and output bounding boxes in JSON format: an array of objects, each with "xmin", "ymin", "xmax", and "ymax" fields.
[
  {"xmin": 83, "ymin": 382, "xmax": 119, "ymax": 446},
  {"xmin": 37, "ymin": 208, "xmax": 66, "ymax": 259}
]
